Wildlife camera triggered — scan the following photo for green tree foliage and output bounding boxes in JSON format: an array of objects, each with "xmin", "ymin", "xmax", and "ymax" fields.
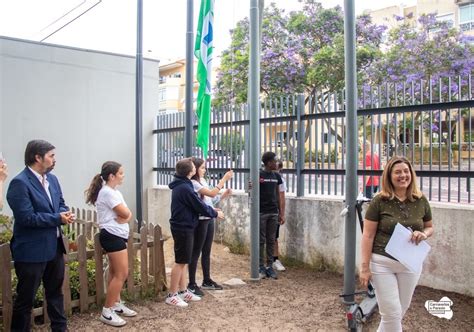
[{"xmin": 214, "ymin": 0, "xmax": 385, "ymax": 106}]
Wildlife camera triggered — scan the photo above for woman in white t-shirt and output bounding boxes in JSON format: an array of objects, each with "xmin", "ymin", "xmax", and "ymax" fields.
[
  {"xmin": 187, "ymin": 157, "xmax": 233, "ymax": 296},
  {"xmin": 85, "ymin": 161, "xmax": 136, "ymax": 327}
]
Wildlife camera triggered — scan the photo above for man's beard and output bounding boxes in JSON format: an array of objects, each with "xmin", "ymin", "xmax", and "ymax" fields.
[{"xmin": 46, "ymin": 163, "xmax": 55, "ymax": 173}]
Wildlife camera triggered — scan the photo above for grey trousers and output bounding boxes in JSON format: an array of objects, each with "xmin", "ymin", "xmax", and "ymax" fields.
[{"xmin": 259, "ymin": 213, "xmax": 279, "ymax": 267}]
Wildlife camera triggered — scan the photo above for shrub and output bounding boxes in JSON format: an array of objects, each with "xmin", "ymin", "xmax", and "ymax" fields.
[
  {"xmin": 0, "ymin": 214, "xmax": 12, "ymax": 244},
  {"xmin": 68, "ymin": 260, "xmax": 97, "ymax": 300}
]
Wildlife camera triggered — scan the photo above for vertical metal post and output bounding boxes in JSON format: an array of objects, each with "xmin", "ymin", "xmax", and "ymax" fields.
[
  {"xmin": 296, "ymin": 94, "xmax": 305, "ymax": 197},
  {"xmin": 249, "ymin": 0, "xmax": 260, "ymax": 280},
  {"xmin": 135, "ymin": 0, "xmax": 144, "ymax": 228},
  {"xmin": 184, "ymin": 0, "xmax": 194, "ymax": 157},
  {"xmin": 343, "ymin": 0, "xmax": 358, "ymax": 305}
]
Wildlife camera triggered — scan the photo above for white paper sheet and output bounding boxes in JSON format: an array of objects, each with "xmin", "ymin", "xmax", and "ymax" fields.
[{"xmin": 385, "ymin": 223, "xmax": 431, "ymax": 274}]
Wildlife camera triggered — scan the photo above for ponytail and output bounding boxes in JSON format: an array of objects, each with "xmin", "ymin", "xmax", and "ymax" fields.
[{"xmin": 85, "ymin": 174, "xmax": 103, "ymax": 205}]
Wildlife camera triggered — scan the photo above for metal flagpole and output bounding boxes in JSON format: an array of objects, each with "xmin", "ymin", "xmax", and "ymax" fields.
[
  {"xmin": 135, "ymin": 0, "xmax": 144, "ymax": 229},
  {"xmin": 249, "ymin": 0, "xmax": 261, "ymax": 281},
  {"xmin": 343, "ymin": 0, "xmax": 358, "ymax": 305},
  {"xmin": 185, "ymin": 0, "xmax": 194, "ymax": 157}
]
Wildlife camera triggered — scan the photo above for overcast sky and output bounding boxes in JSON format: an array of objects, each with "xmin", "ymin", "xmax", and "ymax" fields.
[{"xmin": 0, "ymin": 0, "xmax": 416, "ymax": 62}]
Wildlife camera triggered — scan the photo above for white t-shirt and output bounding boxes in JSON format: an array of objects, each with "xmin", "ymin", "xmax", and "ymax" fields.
[
  {"xmin": 192, "ymin": 178, "xmax": 219, "ymax": 220},
  {"xmin": 279, "ymin": 177, "xmax": 287, "ymax": 192},
  {"xmin": 96, "ymin": 185, "xmax": 129, "ymax": 239}
]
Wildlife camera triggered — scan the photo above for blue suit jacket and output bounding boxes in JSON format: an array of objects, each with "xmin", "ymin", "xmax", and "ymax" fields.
[{"xmin": 7, "ymin": 167, "xmax": 68, "ymax": 262}]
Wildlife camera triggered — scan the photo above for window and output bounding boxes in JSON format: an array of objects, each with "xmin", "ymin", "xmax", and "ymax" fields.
[
  {"xmin": 158, "ymin": 88, "xmax": 166, "ymax": 101},
  {"xmin": 276, "ymin": 131, "xmax": 287, "ymax": 147},
  {"xmin": 460, "ymin": 4, "xmax": 474, "ymax": 32},
  {"xmin": 167, "ymin": 86, "xmax": 179, "ymax": 100},
  {"xmin": 429, "ymin": 13, "xmax": 454, "ymax": 33},
  {"xmin": 323, "ymin": 133, "xmax": 334, "ymax": 144},
  {"xmin": 437, "ymin": 13, "xmax": 454, "ymax": 28}
]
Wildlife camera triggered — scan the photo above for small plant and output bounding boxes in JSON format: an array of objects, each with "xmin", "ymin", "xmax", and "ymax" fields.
[
  {"xmin": 0, "ymin": 214, "xmax": 12, "ymax": 244},
  {"xmin": 68, "ymin": 260, "xmax": 97, "ymax": 300}
]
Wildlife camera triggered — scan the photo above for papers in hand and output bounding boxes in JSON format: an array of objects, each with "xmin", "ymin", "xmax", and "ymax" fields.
[{"xmin": 385, "ymin": 223, "xmax": 431, "ymax": 274}]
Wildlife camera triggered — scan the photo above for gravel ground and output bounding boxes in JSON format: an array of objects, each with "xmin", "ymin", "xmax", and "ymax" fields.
[{"xmin": 35, "ymin": 238, "xmax": 474, "ymax": 331}]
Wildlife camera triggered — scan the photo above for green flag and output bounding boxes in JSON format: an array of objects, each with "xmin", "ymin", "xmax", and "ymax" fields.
[{"xmin": 194, "ymin": 0, "xmax": 214, "ymax": 159}]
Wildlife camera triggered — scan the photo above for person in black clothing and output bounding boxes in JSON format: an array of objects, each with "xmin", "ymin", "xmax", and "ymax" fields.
[
  {"xmin": 259, "ymin": 151, "xmax": 283, "ymax": 279},
  {"xmin": 165, "ymin": 158, "xmax": 224, "ymax": 307}
]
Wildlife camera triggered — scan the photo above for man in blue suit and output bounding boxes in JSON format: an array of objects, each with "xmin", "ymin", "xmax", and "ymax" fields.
[{"xmin": 7, "ymin": 140, "xmax": 75, "ymax": 332}]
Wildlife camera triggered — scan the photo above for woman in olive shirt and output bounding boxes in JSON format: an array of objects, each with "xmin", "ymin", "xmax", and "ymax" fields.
[{"xmin": 360, "ymin": 156, "xmax": 434, "ymax": 332}]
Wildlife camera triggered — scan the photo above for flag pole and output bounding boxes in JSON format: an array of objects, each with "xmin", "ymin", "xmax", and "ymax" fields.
[
  {"xmin": 249, "ymin": 0, "xmax": 261, "ymax": 281},
  {"xmin": 135, "ymin": 0, "xmax": 144, "ymax": 229},
  {"xmin": 185, "ymin": 0, "xmax": 194, "ymax": 157},
  {"xmin": 343, "ymin": 0, "xmax": 358, "ymax": 305}
]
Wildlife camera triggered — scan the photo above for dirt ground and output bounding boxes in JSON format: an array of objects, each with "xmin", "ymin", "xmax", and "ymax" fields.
[{"xmin": 53, "ymin": 239, "xmax": 474, "ymax": 331}]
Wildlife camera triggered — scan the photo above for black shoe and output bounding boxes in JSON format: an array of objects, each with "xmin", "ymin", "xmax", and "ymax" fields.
[
  {"xmin": 202, "ymin": 279, "xmax": 223, "ymax": 290},
  {"xmin": 266, "ymin": 266, "xmax": 278, "ymax": 279},
  {"xmin": 259, "ymin": 266, "xmax": 267, "ymax": 279},
  {"xmin": 188, "ymin": 283, "xmax": 205, "ymax": 296}
]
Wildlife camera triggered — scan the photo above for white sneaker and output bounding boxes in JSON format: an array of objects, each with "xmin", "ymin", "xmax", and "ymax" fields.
[
  {"xmin": 113, "ymin": 300, "xmax": 137, "ymax": 317},
  {"xmin": 273, "ymin": 259, "xmax": 286, "ymax": 272},
  {"xmin": 179, "ymin": 289, "xmax": 202, "ymax": 302},
  {"xmin": 165, "ymin": 293, "xmax": 189, "ymax": 307},
  {"xmin": 100, "ymin": 307, "xmax": 126, "ymax": 327}
]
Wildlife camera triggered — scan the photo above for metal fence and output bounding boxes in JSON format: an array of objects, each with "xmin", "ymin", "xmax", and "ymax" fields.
[{"xmin": 154, "ymin": 75, "xmax": 474, "ymax": 204}]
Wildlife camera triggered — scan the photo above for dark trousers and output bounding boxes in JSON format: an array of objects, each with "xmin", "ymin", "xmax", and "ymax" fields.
[
  {"xmin": 259, "ymin": 213, "xmax": 279, "ymax": 267},
  {"xmin": 11, "ymin": 241, "xmax": 67, "ymax": 332},
  {"xmin": 188, "ymin": 219, "xmax": 215, "ymax": 285}
]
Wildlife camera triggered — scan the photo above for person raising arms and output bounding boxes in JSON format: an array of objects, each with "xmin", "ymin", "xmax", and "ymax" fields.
[{"xmin": 187, "ymin": 157, "xmax": 233, "ymax": 296}]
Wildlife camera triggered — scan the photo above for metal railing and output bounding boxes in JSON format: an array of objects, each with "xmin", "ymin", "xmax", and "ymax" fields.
[{"xmin": 153, "ymin": 75, "xmax": 474, "ymax": 203}]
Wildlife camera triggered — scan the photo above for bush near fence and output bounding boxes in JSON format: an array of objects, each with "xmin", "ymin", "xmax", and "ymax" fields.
[{"xmin": 0, "ymin": 208, "xmax": 167, "ymax": 331}]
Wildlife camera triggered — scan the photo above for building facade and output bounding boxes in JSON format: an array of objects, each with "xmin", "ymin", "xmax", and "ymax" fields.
[{"xmin": 366, "ymin": 0, "xmax": 474, "ymax": 36}]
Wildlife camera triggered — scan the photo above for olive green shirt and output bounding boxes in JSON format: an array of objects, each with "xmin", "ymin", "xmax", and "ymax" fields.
[{"xmin": 365, "ymin": 194, "xmax": 432, "ymax": 260}]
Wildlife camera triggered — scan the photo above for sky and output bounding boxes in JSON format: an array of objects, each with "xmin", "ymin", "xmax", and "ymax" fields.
[{"xmin": 0, "ymin": 0, "xmax": 416, "ymax": 63}]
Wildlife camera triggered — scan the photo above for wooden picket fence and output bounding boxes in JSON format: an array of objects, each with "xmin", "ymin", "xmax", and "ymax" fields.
[{"xmin": 0, "ymin": 207, "xmax": 167, "ymax": 331}]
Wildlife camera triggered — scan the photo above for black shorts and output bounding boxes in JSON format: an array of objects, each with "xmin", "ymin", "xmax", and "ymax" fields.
[
  {"xmin": 99, "ymin": 228, "xmax": 127, "ymax": 253},
  {"xmin": 171, "ymin": 229, "xmax": 194, "ymax": 264}
]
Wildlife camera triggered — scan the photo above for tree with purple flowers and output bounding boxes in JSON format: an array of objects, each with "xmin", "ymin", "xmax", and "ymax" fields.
[
  {"xmin": 364, "ymin": 13, "xmax": 474, "ymax": 154},
  {"xmin": 214, "ymin": 1, "xmax": 385, "ymax": 151},
  {"xmin": 214, "ymin": 0, "xmax": 385, "ymax": 107}
]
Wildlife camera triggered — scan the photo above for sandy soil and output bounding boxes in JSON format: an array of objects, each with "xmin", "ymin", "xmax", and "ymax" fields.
[{"xmin": 47, "ymin": 239, "xmax": 474, "ymax": 331}]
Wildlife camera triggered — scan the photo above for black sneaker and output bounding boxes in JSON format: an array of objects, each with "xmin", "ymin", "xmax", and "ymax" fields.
[
  {"xmin": 188, "ymin": 283, "xmax": 205, "ymax": 296},
  {"xmin": 266, "ymin": 266, "xmax": 278, "ymax": 279},
  {"xmin": 259, "ymin": 266, "xmax": 267, "ymax": 279},
  {"xmin": 201, "ymin": 279, "xmax": 223, "ymax": 290}
]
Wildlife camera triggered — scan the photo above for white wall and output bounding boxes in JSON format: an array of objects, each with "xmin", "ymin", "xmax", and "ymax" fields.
[{"xmin": 0, "ymin": 36, "xmax": 159, "ymax": 218}]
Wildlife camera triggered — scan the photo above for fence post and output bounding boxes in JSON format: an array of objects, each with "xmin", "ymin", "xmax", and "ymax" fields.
[
  {"xmin": 1, "ymin": 244, "xmax": 13, "ymax": 331},
  {"xmin": 140, "ymin": 224, "xmax": 149, "ymax": 293},
  {"xmin": 148, "ymin": 223, "xmax": 155, "ymax": 276},
  {"xmin": 62, "ymin": 237, "xmax": 72, "ymax": 316},
  {"xmin": 77, "ymin": 235, "xmax": 88, "ymax": 313},
  {"xmin": 153, "ymin": 224, "xmax": 166, "ymax": 292},
  {"xmin": 296, "ymin": 94, "xmax": 306, "ymax": 197},
  {"xmin": 94, "ymin": 233, "xmax": 105, "ymax": 306},
  {"xmin": 127, "ymin": 219, "xmax": 136, "ymax": 297}
]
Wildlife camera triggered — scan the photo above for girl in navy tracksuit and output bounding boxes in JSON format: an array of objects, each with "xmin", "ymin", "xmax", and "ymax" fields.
[{"xmin": 165, "ymin": 158, "xmax": 223, "ymax": 307}]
